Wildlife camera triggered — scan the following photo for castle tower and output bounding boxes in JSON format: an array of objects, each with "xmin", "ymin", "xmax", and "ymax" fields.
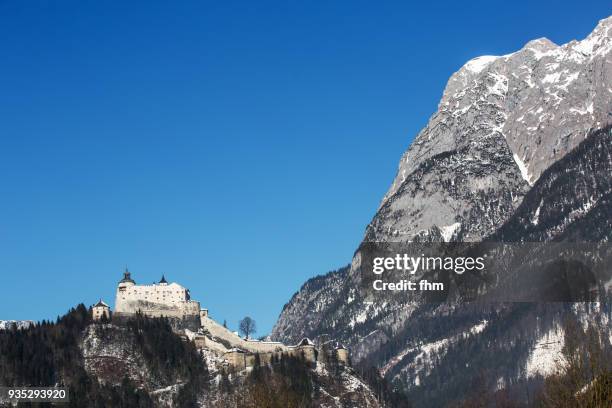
[
  {"xmin": 119, "ymin": 268, "xmax": 135, "ymax": 287},
  {"xmin": 115, "ymin": 268, "xmax": 135, "ymax": 313},
  {"xmin": 92, "ymin": 299, "xmax": 111, "ymax": 321},
  {"xmin": 335, "ymin": 343, "xmax": 349, "ymax": 365}
]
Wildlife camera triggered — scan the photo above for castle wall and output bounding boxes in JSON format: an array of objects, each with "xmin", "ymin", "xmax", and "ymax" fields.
[
  {"xmin": 116, "ymin": 282, "xmax": 198, "ymax": 314},
  {"xmin": 287, "ymin": 345, "xmax": 317, "ymax": 363},
  {"xmin": 116, "ymin": 299, "xmax": 200, "ymax": 318},
  {"xmin": 224, "ymin": 350, "xmax": 249, "ymax": 371},
  {"xmin": 336, "ymin": 348, "xmax": 349, "ymax": 365},
  {"xmin": 114, "ymin": 280, "xmax": 201, "ymax": 330},
  {"xmin": 200, "ymin": 315, "xmax": 288, "ymax": 354},
  {"xmin": 113, "ymin": 312, "xmax": 201, "ymax": 331},
  {"xmin": 194, "ymin": 335, "xmax": 230, "ymax": 354},
  {"xmin": 243, "ymin": 339, "xmax": 287, "ymax": 353},
  {"xmin": 200, "ymin": 316, "xmax": 243, "ymax": 343},
  {"xmin": 222, "ymin": 346, "xmax": 317, "ymax": 370},
  {"xmin": 92, "ymin": 306, "xmax": 110, "ymax": 321}
]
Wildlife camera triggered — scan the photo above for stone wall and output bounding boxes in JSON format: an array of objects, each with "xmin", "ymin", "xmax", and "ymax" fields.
[
  {"xmin": 193, "ymin": 335, "xmax": 230, "ymax": 354},
  {"xmin": 200, "ymin": 315, "xmax": 288, "ymax": 354},
  {"xmin": 287, "ymin": 345, "xmax": 317, "ymax": 363},
  {"xmin": 116, "ymin": 299, "xmax": 200, "ymax": 318},
  {"xmin": 223, "ymin": 346, "xmax": 318, "ymax": 371},
  {"xmin": 116, "ymin": 282, "xmax": 190, "ymax": 308},
  {"xmin": 92, "ymin": 306, "xmax": 110, "ymax": 321},
  {"xmin": 115, "ymin": 281, "xmax": 200, "ymax": 321},
  {"xmin": 336, "ymin": 348, "xmax": 349, "ymax": 365},
  {"xmin": 113, "ymin": 312, "xmax": 201, "ymax": 332}
]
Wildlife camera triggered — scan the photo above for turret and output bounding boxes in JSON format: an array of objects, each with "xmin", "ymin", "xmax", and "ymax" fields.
[
  {"xmin": 335, "ymin": 343, "xmax": 349, "ymax": 365},
  {"xmin": 92, "ymin": 299, "xmax": 111, "ymax": 321},
  {"xmin": 115, "ymin": 268, "xmax": 135, "ymax": 314},
  {"xmin": 118, "ymin": 268, "xmax": 135, "ymax": 288}
]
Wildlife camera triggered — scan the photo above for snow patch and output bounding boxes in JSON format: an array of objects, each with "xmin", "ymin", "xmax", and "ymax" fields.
[
  {"xmin": 542, "ymin": 72, "xmax": 562, "ymax": 84},
  {"xmin": 464, "ymin": 56, "xmax": 499, "ymax": 73},
  {"xmin": 531, "ymin": 200, "xmax": 543, "ymax": 225},
  {"xmin": 349, "ymin": 305, "xmax": 370, "ymax": 329},
  {"xmin": 470, "ymin": 320, "xmax": 488, "ymax": 335},
  {"xmin": 525, "ymin": 325, "xmax": 565, "ymax": 378},
  {"xmin": 559, "ymin": 72, "xmax": 579, "ymax": 90},
  {"xmin": 382, "ymin": 320, "xmax": 488, "ymax": 378},
  {"xmin": 439, "ymin": 222, "xmax": 461, "ymax": 242},
  {"xmin": 488, "ymin": 73, "xmax": 508, "ymax": 97},
  {"xmin": 513, "ymin": 153, "xmax": 533, "ymax": 185}
]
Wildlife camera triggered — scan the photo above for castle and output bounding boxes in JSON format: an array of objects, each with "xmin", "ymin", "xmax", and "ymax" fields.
[
  {"xmin": 94, "ymin": 270, "xmax": 349, "ymax": 370},
  {"xmin": 113, "ymin": 269, "xmax": 201, "ymax": 330}
]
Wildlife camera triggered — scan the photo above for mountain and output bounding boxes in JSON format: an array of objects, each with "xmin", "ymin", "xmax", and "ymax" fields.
[
  {"xmin": 271, "ymin": 17, "xmax": 612, "ymax": 407},
  {"xmin": 0, "ymin": 307, "xmax": 390, "ymax": 408},
  {"xmin": 0, "ymin": 320, "xmax": 34, "ymax": 330},
  {"xmin": 370, "ymin": 15, "xmax": 611, "ymax": 244}
]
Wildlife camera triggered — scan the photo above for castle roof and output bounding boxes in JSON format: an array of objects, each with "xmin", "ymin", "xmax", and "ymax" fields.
[
  {"xmin": 94, "ymin": 299, "xmax": 109, "ymax": 308},
  {"xmin": 297, "ymin": 338, "xmax": 315, "ymax": 347},
  {"xmin": 159, "ymin": 275, "xmax": 168, "ymax": 284},
  {"xmin": 119, "ymin": 268, "xmax": 135, "ymax": 284}
]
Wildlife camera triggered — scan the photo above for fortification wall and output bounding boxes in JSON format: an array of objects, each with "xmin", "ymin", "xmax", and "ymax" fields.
[
  {"xmin": 287, "ymin": 345, "xmax": 317, "ymax": 363},
  {"xmin": 194, "ymin": 336, "xmax": 229, "ymax": 354},
  {"xmin": 117, "ymin": 282, "xmax": 188, "ymax": 303},
  {"xmin": 243, "ymin": 339, "xmax": 287, "ymax": 353},
  {"xmin": 336, "ymin": 348, "xmax": 349, "ymax": 364},
  {"xmin": 115, "ymin": 298, "xmax": 200, "ymax": 318},
  {"xmin": 115, "ymin": 281, "xmax": 198, "ymax": 316},
  {"xmin": 200, "ymin": 316, "xmax": 288, "ymax": 354},
  {"xmin": 113, "ymin": 312, "xmax": 200, "ymax": 332}
]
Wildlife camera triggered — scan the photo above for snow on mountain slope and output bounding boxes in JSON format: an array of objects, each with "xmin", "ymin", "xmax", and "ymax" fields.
[
  {"xmin": 368, "ymin": 16, "xmax": 612, "ymax": 243},
  {"xmin": 0, "ymin": 320, "xmax": 34, "ymax": 330},
  {"xmin": 524, "ymin": 324, "xmax": 565, "ymax": 378}
]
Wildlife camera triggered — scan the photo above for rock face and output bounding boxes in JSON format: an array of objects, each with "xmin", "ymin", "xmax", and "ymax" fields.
[
  {"xmin": 271, "ymin": 266, "xmax": 350, "ymax": 349},
  {"xmin": 271, "ymin": 16, "xmax": 612, "ymax": 407},
  {"xmin": 81, "ymin": 324, "xmax": 152, "ymax": 388},
  {"xmin": 369, "ymin": 16, "xmax": 612, "ymax": 243},
  {"xmin": 489, "ymin": 126, "xmax": 612, "ymax": 242}
]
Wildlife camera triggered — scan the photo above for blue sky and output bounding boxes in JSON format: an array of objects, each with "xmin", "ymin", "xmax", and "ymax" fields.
[{"xmin": 0, "ymin": 1, "xmax": 609, "ymax": 334}]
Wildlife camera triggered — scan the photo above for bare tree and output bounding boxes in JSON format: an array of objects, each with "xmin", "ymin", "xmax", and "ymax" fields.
[{"xmin": 239, "ymin": 316, "xmax": 256, "ymax": 339}]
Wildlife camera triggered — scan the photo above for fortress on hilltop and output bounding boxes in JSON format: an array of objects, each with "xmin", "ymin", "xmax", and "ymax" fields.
[
  {"xmin": 113, "ymin": 269, "xmax": 202, "ymax": 330},
  {"xmin": 98, "ymin": 269, "xmax": 349, "ymax": 370}
]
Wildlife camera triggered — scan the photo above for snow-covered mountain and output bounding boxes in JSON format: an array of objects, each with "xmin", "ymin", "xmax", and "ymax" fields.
[
  {"xmin": 0, "ymin": 320, "xmax": 34, "ymax": 330},
  {"xmin": 272, "ymin": 16, "xmax": 612, "ymax": 407},
  {"xmin": 369, "ymin": 16, "xmax": 612, "ymax": 243}
]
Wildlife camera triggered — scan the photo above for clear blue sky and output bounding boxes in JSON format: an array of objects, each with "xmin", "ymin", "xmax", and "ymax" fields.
[{"xmin": 0, "ymin": 1, "xmax": 608, "ymax": 334}]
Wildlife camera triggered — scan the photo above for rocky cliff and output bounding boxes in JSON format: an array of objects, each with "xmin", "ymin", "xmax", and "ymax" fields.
[{"xmin": 371, "ymin": 16, "xmax": 611, "ymax": 243}]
